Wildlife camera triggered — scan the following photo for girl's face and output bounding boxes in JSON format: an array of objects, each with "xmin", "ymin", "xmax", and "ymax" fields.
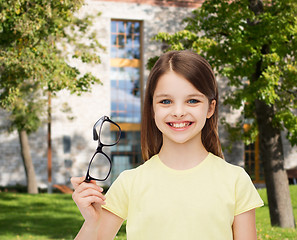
[{"xmin": 152, "ymin": 71, "xmax": 216, "ymax": 146}]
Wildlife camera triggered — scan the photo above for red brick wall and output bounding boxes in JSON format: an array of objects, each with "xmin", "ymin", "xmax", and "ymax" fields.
[{"xmin": 95, "ymin": 0, "xmax": 203, "ymax": 8}]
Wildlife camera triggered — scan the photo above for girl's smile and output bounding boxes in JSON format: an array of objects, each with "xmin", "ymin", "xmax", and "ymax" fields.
[{"xmin": 167, "ymin": 121, "xmax": 193, "ymax": 130}]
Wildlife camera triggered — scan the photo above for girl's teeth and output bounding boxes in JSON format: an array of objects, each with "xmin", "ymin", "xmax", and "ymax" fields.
[{"xmin": 170, "ymin": 122, "xmax": 189, "ymax": 128}]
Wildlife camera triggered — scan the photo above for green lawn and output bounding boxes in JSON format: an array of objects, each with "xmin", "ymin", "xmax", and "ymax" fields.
[
  {"xmin": 256, "ymin": 185, "xmax": 297, "ymax": 240},
  {"xmin": 0, "ymin": 185, "xmax": 296, "ymax": 239}
]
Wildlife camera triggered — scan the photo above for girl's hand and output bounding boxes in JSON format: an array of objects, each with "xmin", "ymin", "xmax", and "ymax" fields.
[{"xmin": 71, "ymin": 177, "xmax": 106, "ymax": 223}]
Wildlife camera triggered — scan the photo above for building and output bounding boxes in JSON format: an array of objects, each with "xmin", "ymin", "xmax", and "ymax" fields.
[{"xmin": 0, "ymin": 0, "xmax": 296, "ymax": 190}]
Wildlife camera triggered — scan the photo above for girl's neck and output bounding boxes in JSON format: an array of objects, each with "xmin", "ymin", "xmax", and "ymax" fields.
[{"xmin": 158, "ymin": 138, "xmax": 209, "ymax": 170}]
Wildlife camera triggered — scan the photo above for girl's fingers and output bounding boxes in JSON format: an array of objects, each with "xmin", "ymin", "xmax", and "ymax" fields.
[
  {"xmin": 81, "ymin": 195, "xmax": 106, "ymax": 206},
  {"xmin": 71, "ymin": 177, "xmax": 103, "ymax": 193},
  {"xmin": 72, "ymin": 179, "xmax": 106, "ymax": 207},
  {"xmin": 71, "ymin": 177, "xmax": 98, "ymax": 189},
  {"xmin": 78, "ymin": 188, "xmax": 106, "ymax": 201},
  {"xmin": 71, "ymin": 176, "xmax": 85, "ymax": 189},
  {"xmin": 75, "ymin": 182, "xmax": 104, "ymax": 195},
  {"xmin": 71, "ymin": 176, "xmax": 106, "ymax": 222}
]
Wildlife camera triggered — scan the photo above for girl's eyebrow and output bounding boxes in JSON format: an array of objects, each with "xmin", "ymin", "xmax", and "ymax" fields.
[
  {"xmin": 154, "ymin": 93, "xmax": 205, "ymax": 98},
  {"xmin": 154, "ymin": 94, "xmax": 171, "ymax": 98},
  {"xmin": 188, "ymin": 93, "xmax": 205, "ymax": 98}
]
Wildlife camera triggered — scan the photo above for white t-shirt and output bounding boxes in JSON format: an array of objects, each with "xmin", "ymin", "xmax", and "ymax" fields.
[{"xmin": 103, "ymin": 153, "xmax": 264, "ymax": 240}]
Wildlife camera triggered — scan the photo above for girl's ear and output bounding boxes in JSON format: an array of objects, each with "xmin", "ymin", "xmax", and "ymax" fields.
[{"xmin": 207, "ymin": 100, "xmax": 216, "ymax": 119}]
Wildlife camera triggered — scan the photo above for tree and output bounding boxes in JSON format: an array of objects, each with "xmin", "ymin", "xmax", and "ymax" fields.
[
  {"xmin": 151, "ymin": 0, "xmax": 297, "ymax": 228},
  {"xmin": 0, "ymin": 0, "xmax": 104, "ymax": 193}
]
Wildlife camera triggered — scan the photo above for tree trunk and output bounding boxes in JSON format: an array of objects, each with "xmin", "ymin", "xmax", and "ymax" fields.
[
  {"xmin": 18, "ymin": 129, "xmax": 38, "ymax": 194},
  {"xmin": 255, "ymin": 100, "xmax": 295, "ymax": 228},
  {"xmin": 248, "ymin": 0, "xmax": 295, "ymax": 228}
]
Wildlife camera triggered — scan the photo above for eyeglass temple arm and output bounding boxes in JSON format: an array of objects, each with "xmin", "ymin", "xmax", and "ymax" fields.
[{"xmin": 93, "ymin": 118, "xmax": 104, "ymax": 140}]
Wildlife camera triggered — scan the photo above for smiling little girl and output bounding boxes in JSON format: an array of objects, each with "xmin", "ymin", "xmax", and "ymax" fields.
[{"xmin": 71, "ymin": 50, "xmax": 263, "ymax": 240}]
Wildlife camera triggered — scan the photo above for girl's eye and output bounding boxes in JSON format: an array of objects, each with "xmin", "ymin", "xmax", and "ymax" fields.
[
  {"xmin": 188, "ymin": 99, "xmax": 199, "ymax": 104},
  {"xmin": 160, "ymin": 99, "xmax": 172, "ymax": 104}
]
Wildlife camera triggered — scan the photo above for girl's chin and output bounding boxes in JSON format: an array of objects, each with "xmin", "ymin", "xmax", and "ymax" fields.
[{"xmin": 163, "ymin": 136, "xmax": 195, "ymax": 145}]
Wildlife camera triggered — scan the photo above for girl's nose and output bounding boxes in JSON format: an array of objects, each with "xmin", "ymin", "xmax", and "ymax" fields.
[
  {"xmin": 173, "ymin": 113, "xmax": 184, "ymax": 118},
  {"xmin": 172, "ymin": 104, "xmax": 185, "ymax": 118}
]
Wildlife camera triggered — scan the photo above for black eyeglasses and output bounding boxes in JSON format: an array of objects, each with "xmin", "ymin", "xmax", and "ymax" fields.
[{"xmin": 84, "ymin": 116, "xmax": 121, "ymax": 182}]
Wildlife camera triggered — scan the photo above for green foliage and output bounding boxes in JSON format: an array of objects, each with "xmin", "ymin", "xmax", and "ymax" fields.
[
  {"xmin": 152, "ymin": 0, "xmax": 297, "ymax": 146},
  {"xmin": 0, "ymin": 0, "xmax": 104, "ymax": 133}
]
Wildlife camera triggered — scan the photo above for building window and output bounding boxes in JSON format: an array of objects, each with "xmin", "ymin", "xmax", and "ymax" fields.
[
  {"xmin": 111, "ymin": 20, "xmax": 141, "ymax": 123},
  {"xmin": 110, "ymin": 20, "xmax": 142, "ymax": 181},
  {"xmin": 110, "ymin": 66, "xmax": 141, "ymax": 123}
]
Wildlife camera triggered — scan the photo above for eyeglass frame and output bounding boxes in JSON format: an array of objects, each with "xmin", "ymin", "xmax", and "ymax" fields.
[{"xmin": 84, "ymin": 116, "xmax": 121, "ymax": 182}]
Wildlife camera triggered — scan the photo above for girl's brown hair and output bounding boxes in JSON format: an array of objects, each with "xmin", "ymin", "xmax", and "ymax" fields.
[{"xmin": 141, "ymin": 50, "xmax": 223, "ymax": 161}]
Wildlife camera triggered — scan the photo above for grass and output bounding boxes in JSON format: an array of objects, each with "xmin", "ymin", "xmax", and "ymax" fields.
[
  {"xmin": 0, "ymin": 185, "xmax": 296, "ymax": 239},
  {"xmin": 256, "ymin": 185, "xmax": 297, "ymax": 240},
  {"xmin": 0, "ymin": 193, "xmax": 126, "ymax": 240}
]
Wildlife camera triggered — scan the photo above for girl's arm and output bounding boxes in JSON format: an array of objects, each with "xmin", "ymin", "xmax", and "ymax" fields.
[
  {"xmin": 232, "ymin": 209, "xmax": 257, "ymax": 240},
  {"xmin": 71, "ymin": 177, "xmax": 124, "ymax": 240},
  {"xmin": 75, "ymin": 209, "xmax": 123, "ymax": 240}
]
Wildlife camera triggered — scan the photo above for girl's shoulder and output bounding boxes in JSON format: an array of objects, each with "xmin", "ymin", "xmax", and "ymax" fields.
[{"xmin": 208, "ymin": 153, "xmax": 249, "ymax": 178}]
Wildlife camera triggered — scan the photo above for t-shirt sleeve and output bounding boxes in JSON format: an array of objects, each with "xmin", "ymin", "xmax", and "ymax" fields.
[
  {"xmin": 234, "ymin": 168, "xmax": 264, "ymax": 216},
  {"xmin": 102, "ymin": 171, "xmax": 131, "ymax": 220}
]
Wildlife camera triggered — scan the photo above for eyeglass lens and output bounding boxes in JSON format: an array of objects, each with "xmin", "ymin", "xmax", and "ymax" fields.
[
  {"xmin": 95, "ymin": 120, "xmax": 121, "ymax": 145},
  {"xmin": 88, "ymin": 152, "xmax": 111, "ymax": 181}
]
